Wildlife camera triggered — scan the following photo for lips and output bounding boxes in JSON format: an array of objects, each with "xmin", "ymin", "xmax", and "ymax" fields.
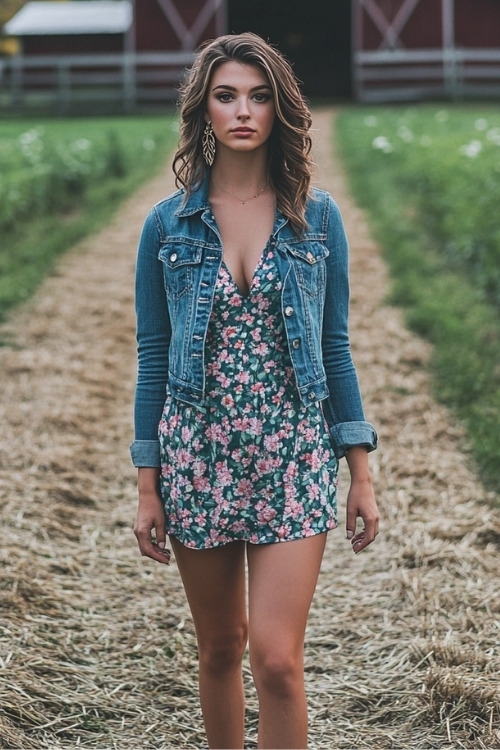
[{"xmin": 232, "ymin": 128, "xmax": 254, "ymax": 135}]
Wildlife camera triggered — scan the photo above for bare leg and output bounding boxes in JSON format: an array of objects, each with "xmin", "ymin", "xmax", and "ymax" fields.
[
  {"xmin": 170, "ymin": 537, "xmax": 248, "ymax": 749},
  {"xmin": 247, "ymin": 533, "xmax": 327, "ymax": 749}
]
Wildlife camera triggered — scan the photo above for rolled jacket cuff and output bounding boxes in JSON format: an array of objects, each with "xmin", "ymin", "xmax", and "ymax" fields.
[
  {"xmin": 130, "ymin": 439, "xmax": 161, "ymax": 468},
  {"xmin": 329, "ymin": 421, "xmax": 378, "ymax": 459}
]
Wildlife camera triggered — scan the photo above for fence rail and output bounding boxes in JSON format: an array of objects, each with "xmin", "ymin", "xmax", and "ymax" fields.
[
  {"xmin": 0, "ymin": 51, "xmax": 195, "ymax": 112},
  {"xmin": 354, "ymin": 47, "xmax": 500, "ymax": 102}
]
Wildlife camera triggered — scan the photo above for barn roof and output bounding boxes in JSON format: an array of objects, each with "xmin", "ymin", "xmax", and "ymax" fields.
[{"xmin": 4, "ymin": 1, "xmax": 133, "ymax": 36}]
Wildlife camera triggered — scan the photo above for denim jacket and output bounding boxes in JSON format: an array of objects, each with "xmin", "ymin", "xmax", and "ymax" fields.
[{"xmin": 130, "ymin": 174, "xmax": 377, "ymax": 467}]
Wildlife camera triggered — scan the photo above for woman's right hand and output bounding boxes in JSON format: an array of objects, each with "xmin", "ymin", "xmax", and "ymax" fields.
[{"xmin": 133, "ymin": 470, "xmax": 171, "ymax": 564}]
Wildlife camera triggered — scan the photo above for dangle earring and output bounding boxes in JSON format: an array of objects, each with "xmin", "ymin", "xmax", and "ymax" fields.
[{"xmin": 202, "ymin": 121, "xmax": 216, "ymax": 166}]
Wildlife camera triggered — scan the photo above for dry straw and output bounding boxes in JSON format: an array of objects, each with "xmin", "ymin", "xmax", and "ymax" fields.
[{"xmin": 1, "ymin": 110, "xmax": 499, "ymax": 749}]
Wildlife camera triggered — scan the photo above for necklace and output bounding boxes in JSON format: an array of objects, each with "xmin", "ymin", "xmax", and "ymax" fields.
[{"xmin": 213, "ymin": 181, "xmax": 268, "ymax": 205}]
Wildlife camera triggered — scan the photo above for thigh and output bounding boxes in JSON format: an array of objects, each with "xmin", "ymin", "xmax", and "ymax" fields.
[
  {"xmin": 246, "ymin": 533, "xmax": 327, "ymax": 652},
  {"xmin": 170, "ymin": 537, "xmax": 247, "ymax": 643}
]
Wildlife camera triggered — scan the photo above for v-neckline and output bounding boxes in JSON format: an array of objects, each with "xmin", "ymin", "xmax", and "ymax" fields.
[{"xmin": 221, "ymin": 246, "xmax": 268, "ymax": 300}]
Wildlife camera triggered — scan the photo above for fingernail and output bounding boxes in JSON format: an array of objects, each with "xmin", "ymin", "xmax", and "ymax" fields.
[
  {"xmin": 158, "ymin": 541, "xmax": 165, "ymax": 549},
  {"xmin": 346, "ymin": 531, "xmax": 354, "ymax": 540}
]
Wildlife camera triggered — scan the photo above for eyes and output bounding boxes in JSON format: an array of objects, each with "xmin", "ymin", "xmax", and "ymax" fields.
[{"xmin": 215, "ymin": 92, "xmax": 272, "ymax": 104}]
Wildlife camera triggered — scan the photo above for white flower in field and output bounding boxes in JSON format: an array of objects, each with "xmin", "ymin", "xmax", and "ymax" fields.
[
  {"xmin": 73, "ymin": 138, "xmax": 91, "ymax": 151},
  {"xmin": 459, "ymin": 140, "xmax": 483, "ymax": 157},
  {"xmin": 372, "ymin": 135, "xmax": 393, "ymax": 153},
  {"xmin": 486, "ymin": 128, "xmax": 500, "ymax": 145},
  {"xmin": 397, "ymin": 124, "xmax": 414, "ymax": 142},
  {"xmin": 364, "ymin": 115, "xmax": 378, "ymax": 127},
  {"xmin": 143, "ymin": 138, "xmax": 156, "ymax": 151},
  {"xmin": 435, "ymin": 110, "xmax": 449, "ymax": 123},
  {"xmin": 474, "ymin": 118, "xmax": 488, "ymax": 131}
]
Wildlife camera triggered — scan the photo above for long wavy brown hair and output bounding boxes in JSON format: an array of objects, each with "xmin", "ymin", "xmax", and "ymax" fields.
[{"xmin": 173, "ymin": 32, "xmax": 313, "ymax": 236}]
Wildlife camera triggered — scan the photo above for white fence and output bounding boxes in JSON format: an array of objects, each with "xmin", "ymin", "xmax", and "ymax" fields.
[
  {"xmin": 354, "ymin": 48, "xmax": 500, "ymax": 102},
  {"xmin": 0, "ymin": 51, "xmax": 195, "ymax": 112}
]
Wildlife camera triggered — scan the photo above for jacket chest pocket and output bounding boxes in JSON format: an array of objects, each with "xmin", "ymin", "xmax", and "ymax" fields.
[
  {"xmin": 159, "ymin": 242, "xmax": 203, "ymax": 301},
  {"xmin": 286, "ymin": 242, "xmax": 328, "ymax": 297}
]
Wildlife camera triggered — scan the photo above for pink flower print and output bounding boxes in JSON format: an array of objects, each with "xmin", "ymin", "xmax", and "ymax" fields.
[
  {"xmin": 177, "ymin": 448, "xmax": 193, "ymax": 469},
  {"xmin": 248, "ymin": 417, "xmax": 263, "ymax": 435},
  {"xmin": 237, "ymin": 478, "xmax": 254, "ymax": 498},
  {"xmin": 195, "ymin": 513, "xmax": 207, "ymax": 526},
  {"xmin": 302, "ymin": 519, "xmax": 316, "ymax": 537},
  {"xmin": 307, "ymin": 482, "xmax": 321, "ymax": 500},
  {"xmin": 233, "ymin": 417, "xmax": 249, "ymax": 431},
  {"xmin": 263, "ymin": 358, "xmax": 277, "ymax": 373},
  {"xmin": 221, "ymin": 394, "xmax": 235, "ymax": 409},
  {"xmin": 216, "ymin": 373, "xmax": 231, "ymax": 388},
  {"xmin": 251, "ymin": 328, "xmax": 262, "ymax": 342},
  {"xmin": 285, "ymin": 461, "xmax": 299, "ymax": 479},
  {"xmin": 277, "ymin": 524, "xmax": 291, "ymax": 539},
  {"xmin": 229, "ymin": 294, "xmax": 242, "ymax": 306},
  {"xmin": 257, "ymin": 505, "xmax": 277, "ymax": 524},
  {"xmin": 286, "ymin": 499, "xmax": 304, "ymax": 519},
  {"xmin": 181, "ymin": 425, "xmax": 193, "ymax": 443},
  {"xmin": 193, "ymin": 458, "xmax": 207, "ymax": 476},
  {"xmin": 205, "ymin": 423, "xmax": 229, "ymax": 445},
  {"xmin": 215, "ymin": 460, "xmax": 232, "ymax": 486},
  {"xmin": 254, "ymin": 342, "xmax": 269, "ymax": 356},
  {"xmin": 223, "ymin": 325, "xmax": 238, "ymax": 339},
  {"xmin": 193, "ymin": 475, "xmax": 210, "ymax": 492},
  {"xmin": 263, "ymin": 433, "xmax": 280, "ymax": 452},
  {"xmin": 256, "ymin": 457, "xmax": 272, "ymax": 475},
  {"xmin": 231, "ymin": 520, "xmax": 249, "ymax": 533},
  {"xmin": 250, "ymin": 382, "xmax": 265, "ymax": 395},
  {"xmin": 304, "ymin": 450, "xmax": 322, "ymax": 471},
  {"xmin": 235, "ymin": 371, "xmax": 250, "ymax": 384}
]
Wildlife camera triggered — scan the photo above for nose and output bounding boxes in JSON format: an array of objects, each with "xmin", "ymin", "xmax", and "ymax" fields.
[{"xmin": 236, "ymin": 96, "xmax": 250, "ymax": 120}]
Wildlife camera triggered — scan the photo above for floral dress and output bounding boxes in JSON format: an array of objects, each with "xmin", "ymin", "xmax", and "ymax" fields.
[{"xmin": 158, "ymin": 244, "xmax": 339, "ymax": 549}]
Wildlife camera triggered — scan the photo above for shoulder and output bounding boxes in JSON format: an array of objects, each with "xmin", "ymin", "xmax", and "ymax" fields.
[
  {"xmin": 305, "ymin": 188, "xmax": 344, "ymax": 237},
  {"xmin": 142, "ymin": 187, "xmax": 186, "ymax": 236}
]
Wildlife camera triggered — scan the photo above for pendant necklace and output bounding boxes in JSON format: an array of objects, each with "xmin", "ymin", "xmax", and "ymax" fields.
[{"xmin": 214, "ymin": 181, "xmax": 268, "ymax": 205}]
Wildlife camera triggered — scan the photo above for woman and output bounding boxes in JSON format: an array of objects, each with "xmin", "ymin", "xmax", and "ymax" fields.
[{"xmin": 131, "ymin": 32, "xmax": 379, "ymax": 750}]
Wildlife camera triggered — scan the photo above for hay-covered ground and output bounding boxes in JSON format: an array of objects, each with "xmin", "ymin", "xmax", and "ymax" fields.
[{"xmin": 1, "ymin": 109, "xmax": 499, "ymax": 750}]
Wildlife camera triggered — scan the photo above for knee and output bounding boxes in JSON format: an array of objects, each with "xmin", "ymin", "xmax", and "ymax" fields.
[
  {"xmin": 250, "ymin": 645, "xmax": 303, "ymax": 698},
  {"xmin": 198, "ymin": 623, "xmax": 248, "ymax": 676}
]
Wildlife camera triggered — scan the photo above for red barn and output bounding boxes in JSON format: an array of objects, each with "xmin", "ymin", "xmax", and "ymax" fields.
[{"xmin": 353, "ymin": 0, "xmax": 500, "ymax": 101}]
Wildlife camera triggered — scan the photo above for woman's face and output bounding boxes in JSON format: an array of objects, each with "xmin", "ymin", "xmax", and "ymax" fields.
[{"xmin": 205, "ymin": 61, "xmax": 276, "ymax": 156}]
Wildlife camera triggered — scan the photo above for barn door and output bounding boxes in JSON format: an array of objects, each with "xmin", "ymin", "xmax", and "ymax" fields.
[{"xmin": 154, "ymin": 0, "xmax": 226, "ymax": 49}]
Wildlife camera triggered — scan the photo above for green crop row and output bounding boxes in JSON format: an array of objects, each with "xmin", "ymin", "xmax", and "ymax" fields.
[
  {"xmin": 336, "ymin": 105, "xmax": 500, "ymax": 496},
  {"xmin": 0, "ymin": 115, "xmax": 178, "ymax": 321},
  {"xmin": 0, "ymin": 117, "xmax": 177, "ymax": 235}
]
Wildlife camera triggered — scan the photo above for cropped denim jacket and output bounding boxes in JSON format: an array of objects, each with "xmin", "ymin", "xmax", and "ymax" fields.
[{"xmin": 130, "ymin": 173, "xmax": 377, "ymax": 468}]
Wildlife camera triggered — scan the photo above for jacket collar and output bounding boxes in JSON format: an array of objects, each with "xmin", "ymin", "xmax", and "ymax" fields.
[{"xmin": 175, "ymin": 170, "xmax": 211, "ymax": 218}]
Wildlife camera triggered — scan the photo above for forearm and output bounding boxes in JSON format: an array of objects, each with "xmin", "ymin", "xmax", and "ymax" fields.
[
  {"xmin": 138, "ymin": 467, "xmax": 161, "ymax": 495},
  {"xmin": 345, "ymin": 446, "xmax": 373, "ymax": 483}
]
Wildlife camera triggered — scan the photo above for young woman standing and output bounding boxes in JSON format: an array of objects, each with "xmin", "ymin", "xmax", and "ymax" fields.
[{"xmin": 131, "ymin": 32, "xmax": 379, "ymax": 749}]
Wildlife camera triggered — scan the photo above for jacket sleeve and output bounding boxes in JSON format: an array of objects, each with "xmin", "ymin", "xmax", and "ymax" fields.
[
  {"xmin": 321, "ymin": 195, "xmax": 377, "ymax": 458},
  {"xmin": 130, "ymin": 207, "xmax": 171, "ymax": 468}
]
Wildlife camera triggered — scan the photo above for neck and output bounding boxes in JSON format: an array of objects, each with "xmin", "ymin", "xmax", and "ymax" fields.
[{"xmin": 210, "ymin": 146, "xmax": 268, "ymax": 193}]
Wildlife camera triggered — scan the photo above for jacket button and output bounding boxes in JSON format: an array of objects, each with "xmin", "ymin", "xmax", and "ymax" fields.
[
  {"xmin": 306, "ymin": 251, "xmax": 314, "ymax": 263},
  {"xmin": 170, "ymin": 253, "xmax": 177, "ymax": 262},
  {"xmin": 284, "ymin": 305, "xmax": 294, "ymax": 317},
  {"xmin": 292, "ymin": 338, "xmax": 301, "ymax": 349},
  {"xmin": 308, "ymin": 391, "xmax": 316, "ymax": 400}
]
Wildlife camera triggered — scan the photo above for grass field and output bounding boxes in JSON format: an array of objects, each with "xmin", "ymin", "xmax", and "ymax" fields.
[
  {"xmin": 0, "ymin": 115, "xmax": 178, "ymax": 322},
  {"xmin": 336, "ymin": 105, "xmax": 500, "ymax": 496}
]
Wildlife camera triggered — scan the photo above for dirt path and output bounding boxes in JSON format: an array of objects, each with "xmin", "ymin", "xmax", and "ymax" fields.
[{"xmin": 1, "ymin": 109, "xmax": 499, "ymax": 750}]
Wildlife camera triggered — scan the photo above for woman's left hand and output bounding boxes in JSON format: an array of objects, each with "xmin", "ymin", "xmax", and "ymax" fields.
[{"xmin": 345, "ymin": 478, "xmax": 379, "ymax": 553}]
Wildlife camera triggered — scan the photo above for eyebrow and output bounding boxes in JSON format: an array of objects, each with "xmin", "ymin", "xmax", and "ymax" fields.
[{"xmin": 211, "ymin": 84, "xmax": 272, "ymax": 92}]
